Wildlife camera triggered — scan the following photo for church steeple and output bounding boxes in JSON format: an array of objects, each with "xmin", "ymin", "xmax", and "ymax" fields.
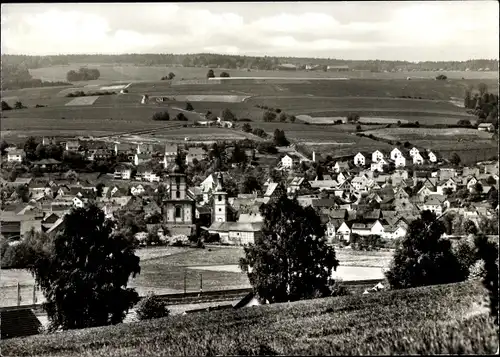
[{"xmin": 213, "ymin": 172, "xmax": 227, "ymax": 223}]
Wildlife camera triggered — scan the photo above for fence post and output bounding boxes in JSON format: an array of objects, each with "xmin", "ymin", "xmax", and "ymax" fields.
[
  {"xmin": 17, "ymin": 282, "xmax": 21, "ymax": 306},
  {"xmin": 33, "ymin": 285, "xmax": 37, "ymax": 305},
  {"xmin": 199, "ymin": 273, "xmax": 203, "ymax": 296}
]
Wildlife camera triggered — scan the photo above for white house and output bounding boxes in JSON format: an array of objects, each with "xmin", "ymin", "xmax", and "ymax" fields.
[
  {"xmin": 390, "ymin": 148, "xmax": 403, "ymax": 161},
  {"xmin": 395, "ymin": 155, "xmax": 406, "ymax": 167},
  {"xmin": 351, "ymin": 176, "xmax": 369, "ymax": 192},
  {"xmin": 281, "ymin": 154, "xmax": 294, "ymax": 169},
  {"xmin": 336, "ymin": 172, "xmax": 348, "ymax": 184},
  {"xmin": 130, "ymin": 185, "xmax": 146, "ymax": 196},
  {"xmin": 466, "ymin": 176, "xmax": 478, "ymax": 192},
  {"xmin": 436, "ymin": 178, "xmax": 457, "ymax": 194},
  {"xmin": 428, "ymin": 151, "xmax": 437, "ymax": 163},
  {"xmin": 73, "ymin": 196, "xmax": 85, "ymax": 208},
  {"xmin": 134, "ymin": 153, "xmax": 151, "ymax": 166},
  {"xmin": 371, "ymin": 150, "xmax": 385, "ymax": 163},
  {"xmin": 421, "ymin": 196, "xmax": 444, "ymax": 216},
  {"xmin": 336, "ymin": 221, "xmax": 351, "ymax": 241},
  {"xmin": 114, "ymin": 165, "xmax": 132, "ymax": 180},
  {"xmin": 382, "ymin": 225, "xmax": 407, "ymax": 240},
  {"xmin": 409, "ymin": 147, "xmax": 420, "ymax": 157},
  {"xmin": 65, "ymin": 141, "xmax": 80, "ymax": 152},
  {"xmin": 7, "ymin": 149, "xmax": 26, "ymax": 163},
  {"xmin": 370, "ymin": 158, "xmax": 388, "ymax": 172},
  {"xmin": 413, "ymin": 152, "xmax": 425, "ymax": 165},
  {"xmin": 354, "ymin": 153, "xmax": 365, "ymax": 167}
]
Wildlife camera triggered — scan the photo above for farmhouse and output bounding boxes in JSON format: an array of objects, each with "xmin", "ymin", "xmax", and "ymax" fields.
[
  {"xmin": 395, "ymin": 155, "xmax": 406, "ymax": 167},
  {"xmin": 412, "ymin": 152, "xmax": 425, "ymax": 165},
  {"xmin": 7, "ymin": 149, "xmax": 26, "ymax": 163},
  {"xmin": 390, "ymin": 148, "xmax": 403, "ymax": 161},
  {"xmin": 478, "ymin": 123, "xmax": 495, "ymax": 132}
]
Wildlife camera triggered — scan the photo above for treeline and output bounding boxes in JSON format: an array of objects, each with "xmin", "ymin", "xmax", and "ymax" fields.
[
  {"xmin": 2, "ymin": 54, "xmax": 497, "ymax": 72},
  {"xmin": 464, "ymin": 83, "xmax": 499, "ymax": 128},
  {"xmin": 66, "ymin": 67, "xmax": 101, "ymax": 81},
  {"xmin": 1, "ymin": 64, "xmax": 71, "ymax": 90}
]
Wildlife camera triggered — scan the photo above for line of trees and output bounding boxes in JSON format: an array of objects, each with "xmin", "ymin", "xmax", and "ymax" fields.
[
  {"xmin": 464, "ymin": 83, "xmax": 498, "ymax": 129},
  {"xmin": 66, "ymin": 67, "xmax": 101, "ymax": 82},
  {"xmin": 3, "ymin": 54, "xmax": 497, "ymax": 72}
]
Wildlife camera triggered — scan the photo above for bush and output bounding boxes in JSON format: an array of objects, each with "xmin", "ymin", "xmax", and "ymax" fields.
[
  {"xmin": 242, "ymin": 123, "xmax": 252, "ymax": 133},
  {"xmin": 185, "ymin": 102, "xmax": 194, "ymax": 111},
  {"xmin": 263, "ymin": 110, "xmax": 277, "ymax": 122},
  {"xmin": 152, "ymin": 111, "xmax": 170, "ymax": 121},
  {"xmin": 329, "ymin": 279, "xmax": 351, "ymax": 297},
  {"xmin": 220, "ymin": 72, "xmax": 230, "ymax": 78},
  {"xmin": 452, "ymin": 238, "xmax": 478, "ymax": 278},
  {"xmin": 0, "ymin": 242, "xmax": 33, "ymax": 269},
  {"xmin": 436, "ymin": 74, "xmax": 447, "ymax": 80},
  {"xmin": 135, "ymin": 294, "xmax": 170, "ymax": 321},
  {"xmin": 275, "ymin": 108, "xmax": 282, "ymax": 114},
  {"xmin": 1, "ymin": 101, "xmax": 12, "ymax": 111},
  {"xmin": 176, "ymin": 113, "xmax": 188, "ymax": 121}
]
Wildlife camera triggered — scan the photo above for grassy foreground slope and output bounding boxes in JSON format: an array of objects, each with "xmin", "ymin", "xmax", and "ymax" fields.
[{"xmin": 2, "ymin": 281, "xmax": 497, "ymax": 356}]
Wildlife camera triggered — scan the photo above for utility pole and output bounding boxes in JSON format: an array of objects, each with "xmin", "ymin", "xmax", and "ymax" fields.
[
  {"xmin": 17, "ymin": 282, "xmax": 21, "ymax": 306},
  {"xmin": 184, "ymin": 270, "xmax": 187, "ymax": 295}
]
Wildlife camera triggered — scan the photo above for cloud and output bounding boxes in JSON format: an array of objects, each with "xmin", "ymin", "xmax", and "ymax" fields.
[{"xmin": 1, "ymin": 2, "xmax": 499, "ymax": 61}]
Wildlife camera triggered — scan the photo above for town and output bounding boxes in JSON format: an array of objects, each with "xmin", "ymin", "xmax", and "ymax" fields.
[{"xmin": 2, "ymin": 135, "xmax": 498, "ymax": 245}]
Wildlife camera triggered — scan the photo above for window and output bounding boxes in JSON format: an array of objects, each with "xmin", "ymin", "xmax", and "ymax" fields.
[
  {"xmin": 218, "ymin": 195, "xmax": 222, "ymax": 201},
  {"xmin": 176, "ymin": 191, "xmax": 180, "ymax": 199},
  {"xmin": 175, "ymin": 206, "xmax": 182, "ymax": 218},
  {"xmin": 219, "ymin": 208, "xmax": 222, "ymax": 212}
]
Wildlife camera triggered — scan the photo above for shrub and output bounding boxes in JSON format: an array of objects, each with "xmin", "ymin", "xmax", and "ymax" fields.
[
  {"xmin": 185, "ymin": 102, "xmax": 194, "ymax": 111},
  {"xmin": 1, "ymin": 101, "xmax": 12, "ymax": 111},
  {"xmin": 220, "ymin": 72, "xmax": 230, "ymax": 78},
  {"xmin": 275, "ymin": 108, "xmax": 282, "ymax": 113},
  {"xmin": 176, "ymin": 113, "xmax": 188, "ymax": 121},
  {"xmin": 436, "ymin": 74, "xmax": 447, "ymax": 80},
  {"xmin": 152, "ymin": 111, "xmax": 170, "ymax": 121},
  {"xmin": 329, "ymin": 279, "xmax": 351, "ymax": 297},
  {"xmin": 263, "ymin": 110, "xmax": 277, "ymax": 122},
  {"xmin": 242, "ymin": 123, "xmax": 252, "ymax": 133},
  {"xmin": 135, "ymin": 294, "xmax": 170, "ymax": 321},
  {"xmin": 452, "ymin": 238, "xmax": 478, "ymax": 278}
]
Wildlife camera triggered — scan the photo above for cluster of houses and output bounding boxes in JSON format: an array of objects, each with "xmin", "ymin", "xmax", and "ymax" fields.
[{"xmin": 1, "ymin": 134, "xmax": 498, "ymax": 246}]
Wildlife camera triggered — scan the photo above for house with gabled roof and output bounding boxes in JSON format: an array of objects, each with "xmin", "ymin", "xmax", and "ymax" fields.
[
  {"xmin": 412, "ymin": 152, "xmax": 425, "ymax": 165},
  {"xmin": 354, "ymin": 152, "xmax": 366, "ymax": 167},
  {"xmin": 336, "ymin": 221, "xmax": 351, "ymax": 241},
  {"xmin": 390, "ymin": 147, "xmax": 403, "ymax": 160},
  {"xmin": 336, "ymin": 171, "xmax": 348, "ymax": 185},
  {"xmin": 420, "ymin": 196, "xmax": 445, "ymax": 216},
  {"xmin": 65, "ymin": 140, "xmax": 81, "ymax": 152},
  {"xmin": 394, "ymin": 155, "xmax": 406, "ymax": 167},
  {"xmin": 409, "ymin": 147, "xmax": 420, "ymax": 157},
  {"xmin": 436, "ymin": 178, "xmax": 458, "ymax": 195},
  {"xmin": 371, "ymin": 150, "xmax": 385, "ymax": 163}
]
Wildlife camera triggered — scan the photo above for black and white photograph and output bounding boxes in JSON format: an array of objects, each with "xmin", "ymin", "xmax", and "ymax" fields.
[{"xmin": 0, "ymin": 1, "xmax": 498, "ymax": 355}]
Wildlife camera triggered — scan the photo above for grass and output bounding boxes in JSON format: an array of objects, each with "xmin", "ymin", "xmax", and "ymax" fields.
[{"xmin": 1, "ymin": 280, "xmax": 497, "ymax": 356}]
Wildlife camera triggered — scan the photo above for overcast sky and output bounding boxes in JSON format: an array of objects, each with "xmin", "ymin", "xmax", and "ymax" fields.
[{"xmin": 1, "ymin": 2, "xmax": 499, "ymax": 61}]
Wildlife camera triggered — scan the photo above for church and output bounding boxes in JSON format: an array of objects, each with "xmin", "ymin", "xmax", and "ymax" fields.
[
  {"xmin": 207, "ymin": 172, "xmax": 263, "ymax": 245},
  {"xmin": 162, "ymin": 163, "xmax": 196, "ymax": 236}
]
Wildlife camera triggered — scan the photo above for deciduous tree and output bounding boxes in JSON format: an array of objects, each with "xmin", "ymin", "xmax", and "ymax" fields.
[
  {"xmin": 385, "ymin": 210, "xmax": 468, "ymax": 289},
  {"xmin": 29, "ymin": 204, "xmax": 140, "ymax": 331},
  {"xmin": 240, "ymin": 190, "xmax": 339, "ymax": 303}
]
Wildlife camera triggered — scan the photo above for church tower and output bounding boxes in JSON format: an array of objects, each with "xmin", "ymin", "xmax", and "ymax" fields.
[
  {"xmin": 163, "ymin": 163, "xmax": 195, "ymax": 227},
  {"xmin": 213, "ymin": 172, "xmax": 227, "ymax": 223}
]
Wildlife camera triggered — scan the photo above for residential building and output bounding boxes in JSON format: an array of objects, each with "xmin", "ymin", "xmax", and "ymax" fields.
[
  {"xmin": 281, "ymin": 154, "xmax": 294, "ymax": 169},
  {"xmin": 409, "ymin": 147, "xmax": 420, "ymax": 157},
  {"xmin": 427, "ymin": 151, "xmax": 437, "ymax": 163},
  {"xmin": 336, "ymin": 221, "xmax": 351, "ymax": 241},
  {"xmin": 395, "ymin": 155, "xmax": 406, "ymax": 167},
  {"xmin": 185, "ymin": 147, "xmax": 207, "ymax": 165},
  {"xmin": 390, "ymin": 148, "xmax": 403, "ymax": 161},
  {"xmin": 7, "ymin": 149, "xmax": 25, "ymax": 163},
  {"xmin": 65, "ymin": 141, "xmax": 80, "ymax": 151},
  {"xmin": 134, "ymin": 153, "xmax": 151, "ymax": 166},
  {"xmin": 478, "ymin": 123, "xmax": 495, "ymax": 132},
  {"xmin": 371, "ymin": 150, "xmax": 385, "ymax": 163},
  {"xmin": 436, "ymin": 178, "xmax": 458, "ymax": 194},
  {"xmin": 163, "ymin": 144, "xmax": 178, "ymax": 168},
  {"xmin": 412, "ymin": 152, "xmax": 425, "ymax": 165},
  {"xmin": 114, "ymin": 164, "xmax": 132, "ymax": 180},
  {"xmin": 354, "ymin": 152, "xmax": 365, "ymax": 167},
  {"xmin": 332, "ymin": 161, "xmax": 349, "ymax": 173}
]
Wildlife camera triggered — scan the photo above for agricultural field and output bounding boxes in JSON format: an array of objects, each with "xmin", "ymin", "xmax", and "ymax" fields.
[
  {"xmin": 2, "ymin": 281, "xmax": 496, "ymax": 356},
  {"xmin": 28, "ymin": 64, "xmax": 499, "ymax": 82}
]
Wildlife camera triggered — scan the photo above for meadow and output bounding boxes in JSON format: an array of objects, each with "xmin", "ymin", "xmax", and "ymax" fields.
[
  {"xmin": 0, "ymin": 247, "xmax": 392, "ymax": 307},
  {"xmin": 2, "ymin": 280, "xmax": 496, "ymax": 356}
]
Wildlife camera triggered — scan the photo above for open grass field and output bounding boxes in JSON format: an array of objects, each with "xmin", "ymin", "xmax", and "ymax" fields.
[
  {"xmin": 2, "ymin": 280, "xmax": 496, "ymax": 356},
  {"xmin": 363, "ymin": 127, "xmax": 495, "ymax": 141},
  {"xmin": 0, "ymin": 246, "xmax": 392, "ymax": 307}
]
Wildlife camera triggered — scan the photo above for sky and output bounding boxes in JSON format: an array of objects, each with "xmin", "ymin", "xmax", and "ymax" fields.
[{"xmin": 1, "ymin": 2, "xmax": 499, "ymax": 61}]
